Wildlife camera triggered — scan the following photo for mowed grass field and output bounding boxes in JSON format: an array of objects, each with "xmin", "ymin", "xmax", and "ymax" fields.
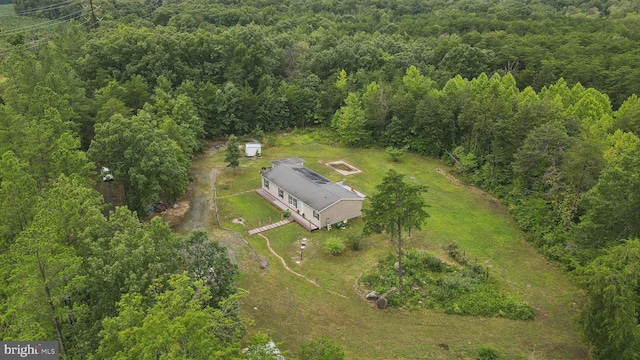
[{"xmin": 193, "ymin": 131, "xmax": 589, "ymax": 359}]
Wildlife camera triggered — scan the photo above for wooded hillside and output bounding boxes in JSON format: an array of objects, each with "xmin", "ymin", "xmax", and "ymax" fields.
[{"xmin": 1, "ymin": 0, "xmax": 640, "ymax": 358}]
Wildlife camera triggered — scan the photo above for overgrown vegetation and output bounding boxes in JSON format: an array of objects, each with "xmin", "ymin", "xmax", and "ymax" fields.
[
  {"xmin": 361, "ymin": 249, "xmax": 534, "ymax": 320},
  {"xmin": 345, "ymin": 232, "xmax": 364, "ymax": 251},
  {"xmin": 296, "ymin": 337, "xmax": 345, "ymax": 360},
  {"xmin": 478, "ymin": 346, "xmax": 501, "ymax": 360}
]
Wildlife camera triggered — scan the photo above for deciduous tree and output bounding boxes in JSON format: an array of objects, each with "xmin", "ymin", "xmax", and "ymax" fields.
[
  {"xmin": 578, "ymin": 239, "xmax": 640, "ymax": 360},
  {"xmin": 512, "ymin": 122, "xmax": 570, "ymax": 190},
  {"xmin": 575, "ymin": 131, "xmax": 640, "ymax": 248},
  {"xmin": 88, "ymin": 111, "xmax": 189, "ymax": 214},
  {"xmin": 182, "ymin": 229, "xmax": 239, "ymax": 307},
  {"xmin": 94, "ymin": 273, "xmax": 245, "ymax": 359}
]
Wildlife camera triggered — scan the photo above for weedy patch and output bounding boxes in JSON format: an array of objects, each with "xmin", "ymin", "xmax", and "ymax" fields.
[{"xmin": 360, "ymin": 248, "xmax": 534, "ymax": 320}]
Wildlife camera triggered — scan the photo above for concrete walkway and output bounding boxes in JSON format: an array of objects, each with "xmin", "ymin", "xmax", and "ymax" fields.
[{"xmin": 248, "ymin": 218, "xmax": 294, "ymax": 235}]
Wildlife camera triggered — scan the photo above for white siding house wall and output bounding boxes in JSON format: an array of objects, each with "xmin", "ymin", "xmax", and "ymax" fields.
[
  {"xmin": 320, "ymin": 199, "xmax": 363, "ymax": 227},
  {"xmin": 262, "ymin": 178, "xmax": 278, "ymax": 199},
  {"xmin": 261, "ymin": 180, "xmax": 323, "ymax": 229}
]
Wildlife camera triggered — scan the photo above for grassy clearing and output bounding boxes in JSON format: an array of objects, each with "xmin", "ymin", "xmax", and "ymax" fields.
[
  {"xmin": 0, "ymin": 4, "xmax": 85, "ymax": 54},
  {"xmin": 0, "ymin": 4, "xmax": 16, "ymax": 17},
  {"xmin": 192, "ymin": 132, "xmax": 588, "ymax": 359},
  {"xmin": 0, "ymin": 4, "xmax": 46, "ymax": 32}
]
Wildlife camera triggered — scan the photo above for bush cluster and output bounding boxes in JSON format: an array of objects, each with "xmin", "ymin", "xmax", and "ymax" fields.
[
  {"xmin": 345, "ymin": 232, "xmax": 364, "ymax": 251},
  {"xmin": 323, "ymin": 237, "xmax": 346, "ymax": 256},
  {"xmin": 361, "ymin": 249, "xmax": 534, "ymax": 320},
  {"xmin": 478, "ymin": 346, "xmax": 501, "ymax": 360},
  {"xmin": 444, "ymin": 286, "xmax": 534, "ymax": 320}
]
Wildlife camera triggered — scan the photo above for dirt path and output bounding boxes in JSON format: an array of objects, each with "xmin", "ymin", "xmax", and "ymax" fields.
[
  {"xmin": 176, "ymin": 169, "xmax": 214, "ymax": 232},
  {"xmin": 256, "ymin": 233, "xmax": 347, "ymax": 299},
  {"xmin": 257, "ymin": 233, "xmax": 320, "ymax": 286}
]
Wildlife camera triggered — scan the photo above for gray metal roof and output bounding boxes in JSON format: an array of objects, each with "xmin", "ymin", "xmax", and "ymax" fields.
[{"xmin": 262, "ymin": 159, "xmax": 363, "ymax": 211}]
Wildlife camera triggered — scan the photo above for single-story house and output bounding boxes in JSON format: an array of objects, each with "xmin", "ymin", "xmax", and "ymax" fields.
[{"xmin": 257, "ymin": 157, "xmax": 365, "ymax": 231}]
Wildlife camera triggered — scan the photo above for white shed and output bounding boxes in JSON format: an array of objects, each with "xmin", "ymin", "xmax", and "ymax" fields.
[{"xmin": 245, "ymin": 143, "xmax": 262, "ymax": 157}]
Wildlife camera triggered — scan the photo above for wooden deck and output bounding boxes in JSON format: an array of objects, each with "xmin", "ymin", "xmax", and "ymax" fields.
[{"xmin": 253, "ymin": 189, "xmax": 320, "ymax": 232}]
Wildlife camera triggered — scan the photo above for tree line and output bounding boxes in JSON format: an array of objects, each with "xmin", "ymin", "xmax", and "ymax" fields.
[{"xmin": 2, "ymin": 0, "xmax": 640, "ymax": 358}]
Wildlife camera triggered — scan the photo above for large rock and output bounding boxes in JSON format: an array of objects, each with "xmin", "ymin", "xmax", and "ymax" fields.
[
  {"xmin": 366, "ymin": 291, "xmax": 380, "ymax": 300},
  {"xmin": 376, "ymin": 297, "xmax": 388, "ymax": 309},
  {"xmin": 393, "ymin": 262, "xmax": 404, "ymax": 275}
]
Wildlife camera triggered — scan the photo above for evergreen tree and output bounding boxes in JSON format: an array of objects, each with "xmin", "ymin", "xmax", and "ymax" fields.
[
  {"xmin": 224, "ymin": 134, "xmax": 241, "ymax": 171},
  {"xmin": 363, "ymin": 169, "xmax": 429, "ymax": 297},
  {"xmin": 331, "ymin": 93, "xmax": 370, "ymax": 147}
]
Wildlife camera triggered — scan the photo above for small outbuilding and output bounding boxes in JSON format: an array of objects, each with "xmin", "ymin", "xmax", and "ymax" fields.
[{"xmin": 245, "ymin": 143, "xmax": 262, "ymax": 157}]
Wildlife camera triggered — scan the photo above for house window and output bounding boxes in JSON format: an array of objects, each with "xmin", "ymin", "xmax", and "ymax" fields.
[
  {"xmin": 278, "ymin": 188, "xmax": 284, "ymax": 199},
  {"xmin": 313, "ymin": 211, "xmax": 320, "ymax": 220},
  {"xmin": 288, "ymin": 195, "xmax": 297, "ymax": 208},
  {"xmin": 264, "ymin": 179, "xmax": 269, "ymax": 189}
]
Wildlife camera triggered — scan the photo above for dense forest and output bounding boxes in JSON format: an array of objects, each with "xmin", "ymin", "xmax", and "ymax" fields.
[{"xmin": 1, "ymin": 0, "xmax": 640, "ymax": 358}]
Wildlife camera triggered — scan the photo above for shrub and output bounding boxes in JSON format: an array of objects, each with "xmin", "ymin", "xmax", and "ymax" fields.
[
  {"xmin": 324, "ymin": 237, "xmax": 346, "ymax": 256},
  {"xmin": 446, "ymin": 242, "xmax": 469, "ymax": 265},
  {"xmin": 445, "ymin": 289, "xmax": 502, "ymax": 317},
  {"xmin": 386, "ymin": 146, "xmax": 405, "ymax": 162},
  {"xmin": 404, "ymin": 249, "xmax": 447, "ymax": 273},
  {"xmin": 296, "ymin": 337, "xmax": 345, "ymax": 360},
  {"xmin": 345, "ymin": 232, "xmax": 364, "ymax": 251},
  {"xmin": 444, "ymin": 287, "xmax": 534, "ymax": 320},
  {"xmin": 264, "ymin": 134, "xmax": 278, "ymax": 147},
  {"xmin": 478, "ymin": 346, "xmax": 501, "ymax": 360},
  {"xmin": 502, "ymin": 297, "xmax": 535, "ymax": 320},
  {"xmin": 468, "ymin": 262, "xmax": 488, "ymax": 279},
  {"xmin": 361, "ymin": 255, "xmax": 400, "ymax": 291},
  {"xmin": 245, "ymin": 333, "xmax": 284, "ymax": 360}
]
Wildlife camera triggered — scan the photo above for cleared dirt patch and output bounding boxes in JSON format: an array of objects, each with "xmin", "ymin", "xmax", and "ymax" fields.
[
  {"xmin": 326, "ymin": 160, "xmax": 362, "ymax": 175},
  {"xmin": 160, "ymin": 201, "xmax": 190, "ymax": 227}
]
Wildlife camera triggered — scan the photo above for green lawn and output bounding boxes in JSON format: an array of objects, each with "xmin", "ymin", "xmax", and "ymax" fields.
[{"xmin": 195, "ymin": 132, "xmax": 588, "ymax": 359}]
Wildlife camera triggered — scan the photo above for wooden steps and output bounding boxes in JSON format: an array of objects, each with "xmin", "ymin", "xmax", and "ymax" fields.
[{"xmin": 248, "ymin": 218, "xmax": 295, "ymax": 235}]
